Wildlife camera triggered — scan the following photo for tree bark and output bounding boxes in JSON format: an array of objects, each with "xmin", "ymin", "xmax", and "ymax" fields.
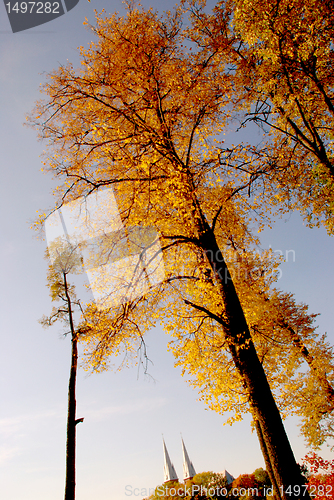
[
  {"xmin": 254, "ymin": 418, "xmax": 281, "ymax": 500},
  {"xmin": 64, "ymin": 273, "xmax": 78, "ymax": 500}
]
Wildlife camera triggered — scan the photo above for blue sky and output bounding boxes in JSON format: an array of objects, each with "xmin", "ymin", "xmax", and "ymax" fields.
[{"xmin": 1, "ymin": 1, "xmax": 334, "ymax": 499}]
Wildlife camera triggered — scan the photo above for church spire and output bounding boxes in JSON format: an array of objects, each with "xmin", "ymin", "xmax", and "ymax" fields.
[
  {"xmin": 163, "ymin": 438, "xmax": 178, "ymax": 483},
  {"xmin": 181, "ymin": 437, "xmax": 196, "ymax": 481}
]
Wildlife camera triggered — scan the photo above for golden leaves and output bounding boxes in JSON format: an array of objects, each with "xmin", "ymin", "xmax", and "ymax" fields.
[{"xmin": 31, "ymin": 3, "xmax": 334, "ymax": 446}]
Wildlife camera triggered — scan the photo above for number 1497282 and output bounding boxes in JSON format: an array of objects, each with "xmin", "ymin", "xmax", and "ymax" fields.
[{"xmin": 5, "ymin": 2, "xmax": 60, "ymax": 14}]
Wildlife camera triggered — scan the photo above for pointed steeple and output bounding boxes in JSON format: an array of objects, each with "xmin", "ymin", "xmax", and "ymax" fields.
[
  {"xmin": 181, "ymin": 437, "xmax": 196, "ymax": 481},
  {"xmin": 222, "ymin": 469, "xmax": 235, "ymax": 484},
  {"xmin": 163, "ymin": 438, "xmax": 178, "ymax": 483}
]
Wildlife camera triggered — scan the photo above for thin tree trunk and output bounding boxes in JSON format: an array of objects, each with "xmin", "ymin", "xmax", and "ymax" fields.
[
  {"xmin": 64, "ymin": 273, "xmax": 78, "ymax": 500},
  {"xmin": 254, "ymin": 418, "xmax": 281, "ymax": 500},
  {"xmin": 283, "ymin": 323, "xmax": 334, "ymax": 406}
]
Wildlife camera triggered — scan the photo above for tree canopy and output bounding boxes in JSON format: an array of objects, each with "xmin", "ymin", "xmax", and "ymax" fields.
[{"xmin": 189, "ymin": 0, "xmax": 334, "ymax": 232}]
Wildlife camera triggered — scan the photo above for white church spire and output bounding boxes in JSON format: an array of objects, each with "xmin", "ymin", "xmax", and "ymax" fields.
[
  {"xmin": 181, "ymin": 437, "xmax": 196, "ymax": 481},
  {"xmin": 222, "ymin": 469, "xmax": 235, "ymax": 484},
  {"xmin": 163, "ymin": 438, "xmax": 178, "ymax": 483}
]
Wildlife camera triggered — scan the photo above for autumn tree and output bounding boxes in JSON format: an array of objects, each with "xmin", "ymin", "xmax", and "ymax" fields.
[
  {"xmin": 40, "ymin": 241, "xmax": 85, "ymax": 500},
  {"xmin": 302, "ymin": 453, "xmax": 334, "ymax": 500},
  {"xmin": 234, "ymin": 0, "xmax": 334, "ymax": 232},
  {"xmin": 189, "ymin": 0, "xmax": 334, "ymax": 232},
  {"xmin": 172, "ymin": 254, "xmax": 334, "ymax": 448},
  {"xmin": 175, "ymin": 267, "xmax": 334, "ymax": 447},
  {"xmin": 30, "ymin": 6, "xmax": 310, "ymax": 497},
  {"xmin": 263, "ymin": 290, "xmax": 334, "ymax": 449},
  {"xmin": 168, "ymin": 241, "xmax": 334, "ymax": 494},
  {"xmin": 231, "ymin": 474, "xmax": 261, "ymax": 500},
  {"xmin": 185, "ymin": 0, "xmax": 334, "ymax": 449}
]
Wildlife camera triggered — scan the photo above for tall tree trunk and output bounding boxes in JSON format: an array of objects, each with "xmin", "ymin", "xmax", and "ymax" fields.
[
  {"xmin": 198, "ymin": 227, "xmax": 309, "ymax": 500},
  {"xmin": 64, "ymin": 334, "xmax": 78, "ymax": 500},
  {"xmin": 64, "ymin": 273, "xmax": 78, "ymax": 500}
]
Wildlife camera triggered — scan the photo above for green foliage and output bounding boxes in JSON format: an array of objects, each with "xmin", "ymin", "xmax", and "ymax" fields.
[
  {"xmin": 191, "ymin": 472, "xmax": 229, "ymax": 499},
  {"xmin": 253, "ymin": 469, "xmax": 270, "ymax": 489},
  {"xmin": 146, "ymin": 473, "xmax": 228, "ymax": 500}
]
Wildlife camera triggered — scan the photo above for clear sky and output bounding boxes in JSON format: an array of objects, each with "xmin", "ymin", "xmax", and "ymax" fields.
[{"xmin": 1, "ymin": 1, "xmax": 334, "ymax": 499}]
